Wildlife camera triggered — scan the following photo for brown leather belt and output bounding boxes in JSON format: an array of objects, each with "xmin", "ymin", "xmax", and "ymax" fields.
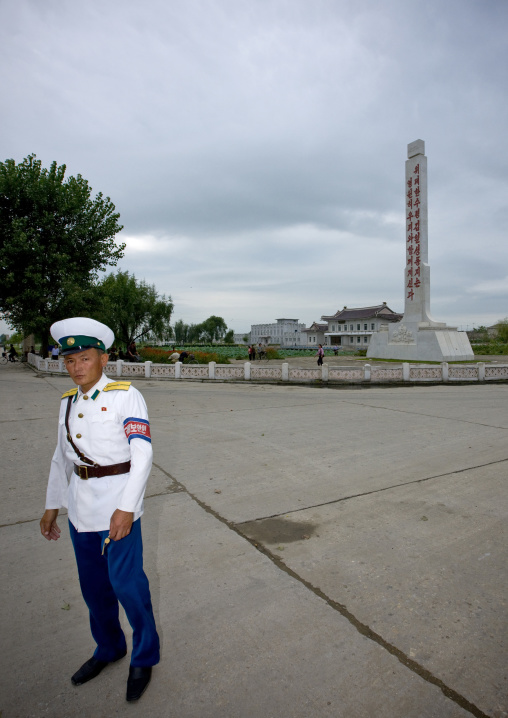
[{"xmin": 74, "ymin": 461, "xmax": 131, "ymax": 480}]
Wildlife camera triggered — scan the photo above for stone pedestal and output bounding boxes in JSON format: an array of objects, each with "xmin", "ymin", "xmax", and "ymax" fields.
[
  {"xmin": 368, "ymin": 140, "xmax": 473, "ymax": 362},
  {"xmin": 368, "ymin": 321, "xmax": 474, "ymax": 361}
]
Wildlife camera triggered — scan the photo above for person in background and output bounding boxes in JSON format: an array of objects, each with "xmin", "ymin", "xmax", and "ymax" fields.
[
  {"xmin": 316, "ymin": 343, "xmax": 324, "ymax": 366},
  {"xmin": 51, "ymin": 344, "xmax": 60, "ymax": 360},
  {"xmin": 126, "ymin": 341, "xmax": 141, "ymax": 362}
]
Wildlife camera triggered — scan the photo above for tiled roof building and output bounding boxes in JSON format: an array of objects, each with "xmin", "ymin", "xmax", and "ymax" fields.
[
  {"xmin": 250, "ymin": 305, "xmax": 403, "ymax": 348},
  {"xmin": 307, "ymin": 303, "xmax": 402, "ymax": 348}
]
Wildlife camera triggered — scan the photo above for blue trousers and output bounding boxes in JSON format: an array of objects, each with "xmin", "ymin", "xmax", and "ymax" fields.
[{"xmin": 69, "ymin": 519, "xmax": 160, "ymax": 667}]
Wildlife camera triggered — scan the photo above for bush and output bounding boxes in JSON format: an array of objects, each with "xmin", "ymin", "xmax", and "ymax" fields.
[
  {"xmin": 265, "ymin": 347, "xmax": 283, "ymax": 360},
  {"xmin": 355, "ymin": 349, "xmax": 368, "ymax": 357},
  {"xmin": 138, "ymin": 347, "xmax": 230, "ymax": 364},
  {"xmin": 495, "ymin": 319, "xmax": 508, "ymax": 343},
  {"xmin": 472, "ymin": 343, "xmax": 508, "ymax": 355}
]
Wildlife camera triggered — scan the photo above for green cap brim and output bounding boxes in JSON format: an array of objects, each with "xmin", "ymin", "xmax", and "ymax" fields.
[{"xmin": 59, "ymin": 335, "xmax": 106, "ymax": 355}]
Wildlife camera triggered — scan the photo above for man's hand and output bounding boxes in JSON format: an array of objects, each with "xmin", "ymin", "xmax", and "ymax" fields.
[
  {"xmin": 40, "ymin": 509, "xmax": 61, "ymax": 541},
  {"xmin": 109, "ymin": 509, "xmax": 134, "ymax": 541}
]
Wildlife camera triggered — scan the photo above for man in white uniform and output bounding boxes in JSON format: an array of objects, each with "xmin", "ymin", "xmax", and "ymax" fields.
[{"xmin": 40, "ymin": 318, "xmax": 160, "ymax": 702}]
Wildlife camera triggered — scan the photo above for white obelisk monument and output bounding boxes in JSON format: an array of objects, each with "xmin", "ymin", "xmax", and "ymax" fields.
[{"xmin": 368, "ymin": 140, "xmax": 473, "ymax": 361}]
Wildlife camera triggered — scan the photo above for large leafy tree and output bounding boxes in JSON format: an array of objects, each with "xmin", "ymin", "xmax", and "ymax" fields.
[
  {"xmin": 0, "ymin": 154, "xmax": 124, "ymax": 347},
  {"xmin": 173, "ymin": 319, "xmax": 202, "ymax": 344},
  {"xmin": 94, "ymin": 270, "xmax": 174, "ymax": 346},
  {"xmin": 173, "ymin": 316, "xmax": 228, "ymax": 344},
  {"xmin": 198, "ymin": 315, "xmax": 228, "ymax": 343}
]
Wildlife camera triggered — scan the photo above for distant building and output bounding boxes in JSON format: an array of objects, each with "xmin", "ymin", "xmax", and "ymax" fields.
[
  {"xmin": 250, "ymin": 318, "xmax": 306, "ymax": 347},
  {"xmin": 319, "ymin": 303, "xmax": 402, "ymax": 348},
  {"xmin": 302, "ymin": 322, "xmax": 327, "ymax": 346},
  {"xmin": 233, "ymin": 333, "xmax": 250, "ymax": 345}
]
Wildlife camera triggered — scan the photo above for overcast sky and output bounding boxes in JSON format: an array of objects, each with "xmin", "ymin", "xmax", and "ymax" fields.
[{"xmin": 1, "ymin": 0, "xmax": 507, "ymax": 335}]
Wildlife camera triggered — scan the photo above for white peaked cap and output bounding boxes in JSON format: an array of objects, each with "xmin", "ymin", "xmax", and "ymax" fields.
[{"xmin": 50, "ymin": 317, "xmax": 115, "ymax": 355}]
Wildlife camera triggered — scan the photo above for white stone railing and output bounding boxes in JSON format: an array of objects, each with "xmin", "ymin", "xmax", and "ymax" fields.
[{"xmin": 26, "ymin": 354, "xmax": 508, "ymax": 385}]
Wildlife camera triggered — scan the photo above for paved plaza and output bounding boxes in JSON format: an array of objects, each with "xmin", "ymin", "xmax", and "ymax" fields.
[{"xmin": 1, "ymin": 362, "xmax": 507, "ymax": 718}]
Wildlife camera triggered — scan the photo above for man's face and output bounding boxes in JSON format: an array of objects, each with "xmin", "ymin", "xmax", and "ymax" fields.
[{"xmin": 63, "ymin": 348, "xmax": 108, "ymax": 393}]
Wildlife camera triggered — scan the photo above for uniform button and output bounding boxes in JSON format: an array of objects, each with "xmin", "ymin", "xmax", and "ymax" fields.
[
  {"xmin": 83, "ymin": 395, "xmax": 89, "ymax": 400},
  {"xmin": 76, "ymin": 433, "xmax": 82, "ymax": 439},
  {"xmin": 78, "ymin": 413, "xmax": 84, "ymax": 418}
]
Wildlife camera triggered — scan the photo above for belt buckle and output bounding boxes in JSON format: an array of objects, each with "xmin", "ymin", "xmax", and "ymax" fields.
[{"xmin": 78, "ymin": 465, "xmax": 89, "ymax": 480}]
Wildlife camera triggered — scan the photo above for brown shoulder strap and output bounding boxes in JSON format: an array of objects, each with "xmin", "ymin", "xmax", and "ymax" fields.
[{"xmin": 64, "ymin": 395, "xmax": 97, "ymax": 467}]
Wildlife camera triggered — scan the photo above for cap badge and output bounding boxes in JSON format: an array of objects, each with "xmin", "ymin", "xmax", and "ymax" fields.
[{"xmin": 67, "ymin": 337, "xmax": 75, "ymax": 346}]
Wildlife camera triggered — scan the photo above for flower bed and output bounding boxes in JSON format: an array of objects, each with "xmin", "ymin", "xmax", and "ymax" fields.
[{"xmin": 139, "ymin": 347, "xmax": 230, "ymax": 364}]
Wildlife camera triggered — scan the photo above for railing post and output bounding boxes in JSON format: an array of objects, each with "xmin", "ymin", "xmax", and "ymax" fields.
[
  {"xmin": 441, "ymin": 362, "xmax": 449, "ymax": 382},
  {"xmin": 282, "ymin": 362, "xmax": 289, "ymax": 381},
  {"xmin": 145, "ymin": 361, "xmax": 152, "ymax": 378},
  {"xmin": 244, "ymin": 361, "xmax": 251, "ymax": 380},
  {"xmin": 402, "ymin": 363, "xmax": 410, "ymax": 381},
  {"xmin": 321, "ymin": 364, "xmax": 329, "ymax": 381},
  {"xmin": 116, "ymin": 360, "xmax": 123, "ymax": 377},
  {"xmin": 175, "ymin": 361, "xmax": 182, "ymax": 379},
  {"xmin": 58, "ymin": 358, "xmax": 65, "ymax": 373},
  {"xmin": 364, "ymin": 363, "xmax": 371, "ymax": 381},
  {"xmin": 478, "ymin": 362, "xmax": 485, "ymax": 382},
  {"xmin": 209, "ymin": 361, "xmax": 216, "ymax": 380}
]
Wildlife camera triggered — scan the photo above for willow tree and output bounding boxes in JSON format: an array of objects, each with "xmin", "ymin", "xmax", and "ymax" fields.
[{"xmin": 95, "ymin": 271, "xmax": 174, "ymax": 347}]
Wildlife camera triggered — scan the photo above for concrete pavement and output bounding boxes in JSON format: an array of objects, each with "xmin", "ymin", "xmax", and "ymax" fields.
[{"xmin": 0, "ymin": 362, "xmax": 506, "ymax": 717}]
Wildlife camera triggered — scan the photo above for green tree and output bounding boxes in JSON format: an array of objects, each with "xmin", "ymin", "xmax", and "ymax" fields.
[
  {"xmin": 0, "ymin": 154, "xmax": 124, "ymax": 348},
  {"xmin": 496, "ymin": 318, "xmax": 508, "ymax": 343},
  {"xmin": 174, "ymin": 319, "xmax": 189, "ymax": 344},
  {"xmin": 187, "ymin": 323, "xmax": 202, "ymax": 343},
  {"xmin": 8, "ymin": 331, "xmax": 23, "ymax": 345},
  {"xmin": 198, "ymin": 315, "xmax": 228, "ymax": 343},
  {"xmin": 95, "ymin": 271, "xmax": 173, "ymax": 347},
  {"xmin": 224, "ymin": 329, "xmax": 235, "ymax": 344}
]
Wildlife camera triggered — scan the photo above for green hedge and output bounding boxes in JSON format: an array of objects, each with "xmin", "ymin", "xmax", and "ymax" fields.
[{"xmin": 472, "ymin": 343, "xmax": 508, "ymax": 355}]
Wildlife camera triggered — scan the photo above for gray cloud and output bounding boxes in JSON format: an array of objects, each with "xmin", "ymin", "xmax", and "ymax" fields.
[{"xmin": 1, "ymin": 0, "xmax": 507, "ymax": 335}]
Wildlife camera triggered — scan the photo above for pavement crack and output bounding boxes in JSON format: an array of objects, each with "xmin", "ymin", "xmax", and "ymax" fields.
[
  {"xmin": 234, "ymin": 535, "xmax": 491, "ymax": 718},
  {"xmin": 336, "ymin": 397, "xmax": 508, "ymax": 431},
  {"xmin": 151, "ymin": 463, "xmax": 491, "ymax": 718},
  {"xmin": 237, "ymin": 455, "xmax": 508, "ymax": 524}
]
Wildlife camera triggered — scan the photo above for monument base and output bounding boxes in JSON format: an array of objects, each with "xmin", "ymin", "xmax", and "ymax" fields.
[{"xmin": 367, "ymin": 321, "xmax": 474, "ymax": 362}]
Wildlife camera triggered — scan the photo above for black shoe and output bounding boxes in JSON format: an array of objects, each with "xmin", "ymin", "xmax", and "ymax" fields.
[
  {"xmin": 71, "ymin": 650, "xmax": 127, "ymax": 686},
  {"xmin": 126, "ymin": 666, "xmax": 152, "ymax": 702}
]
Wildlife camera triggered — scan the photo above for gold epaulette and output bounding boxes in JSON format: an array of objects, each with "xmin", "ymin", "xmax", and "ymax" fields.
[
  {"xmin": 61, "ymin": 388, "xmax": 78, "ymax": 399},
  {"xmin": 103, "ymin": 381, "xmax": 132, "ymax": 392}
]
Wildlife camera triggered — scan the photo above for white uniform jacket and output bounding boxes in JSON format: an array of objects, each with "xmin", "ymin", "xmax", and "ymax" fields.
[{"xmin": 45, "ymin": 373, "xmax": 153, "ymax": 532}]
